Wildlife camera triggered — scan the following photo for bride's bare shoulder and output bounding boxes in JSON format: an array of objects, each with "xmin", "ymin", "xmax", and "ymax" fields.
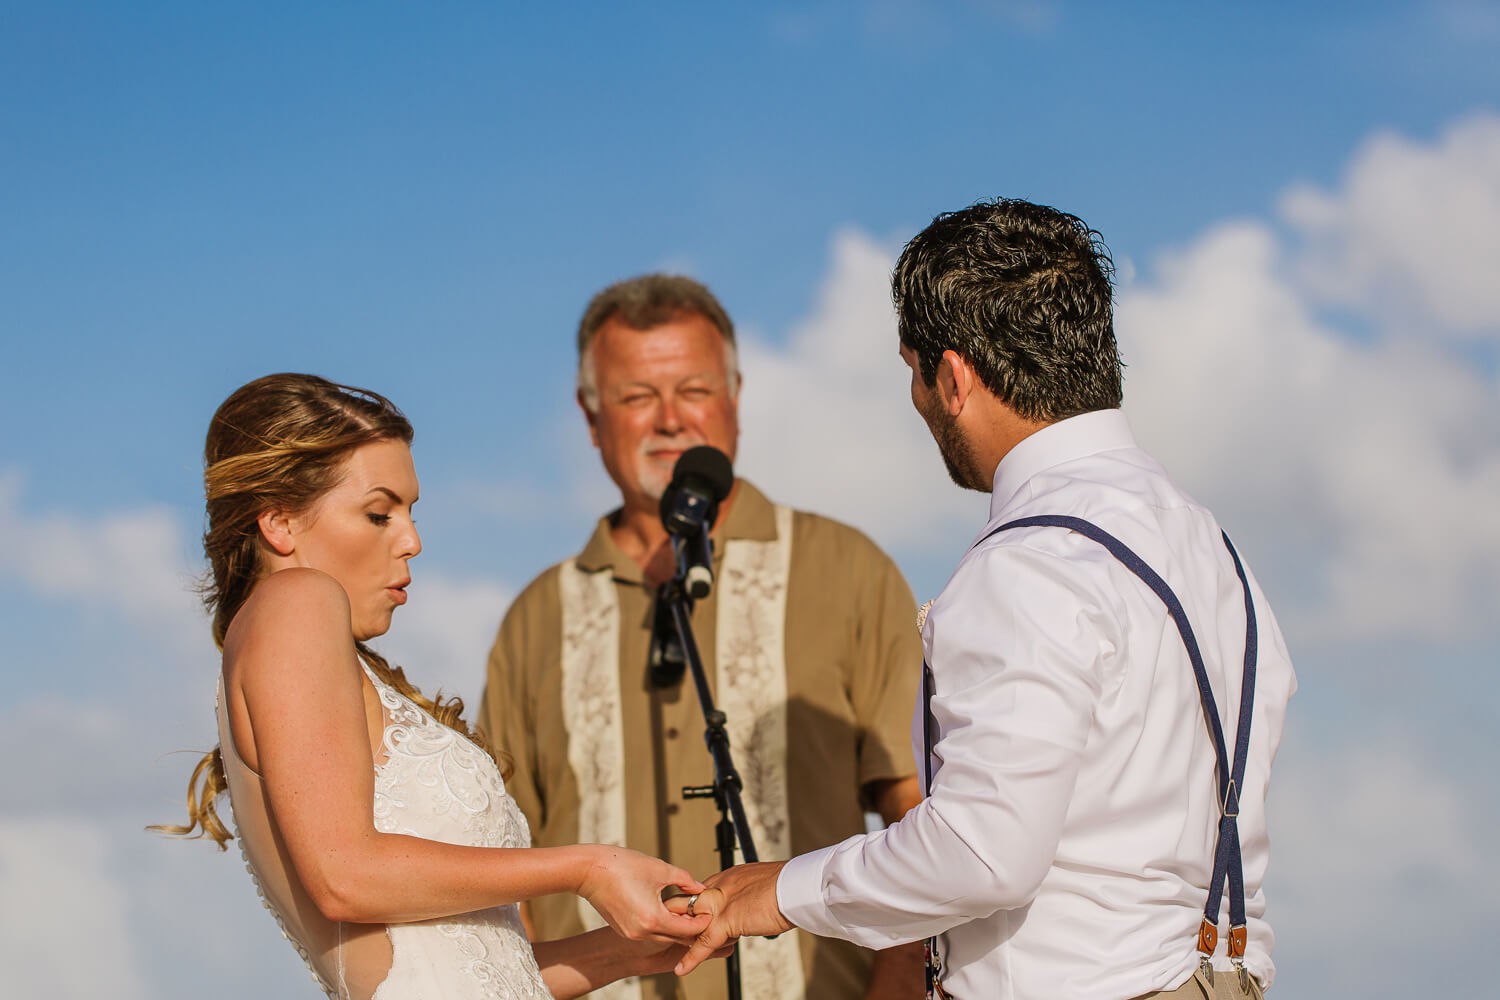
[
  {"xmin": 224, "ymin": 569, "xmax": 354, "ymax": 667},
  {"xmin": 251, "ymin": 567, "xmax": 348, "ymax": 607}
]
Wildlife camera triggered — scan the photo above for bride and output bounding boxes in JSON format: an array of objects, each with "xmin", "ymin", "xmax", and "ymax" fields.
[{"xmin": 156, "ymin": 373, "xmax": 716, "ymax": 998}]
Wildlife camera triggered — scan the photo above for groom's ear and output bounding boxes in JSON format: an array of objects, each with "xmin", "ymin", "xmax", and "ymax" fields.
[{"xmin": 937, "ymin": 350, "xmax": 978, "ymax": 416}]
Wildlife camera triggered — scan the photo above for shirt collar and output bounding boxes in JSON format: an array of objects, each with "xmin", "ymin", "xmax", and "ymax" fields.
[
  {"xmin": 576, "ymin": 477, "xmax": 779, "ymax": 583},
  {"xmin": 988, "ymin": 408, "xmax": 1139, "ymax": 520}
]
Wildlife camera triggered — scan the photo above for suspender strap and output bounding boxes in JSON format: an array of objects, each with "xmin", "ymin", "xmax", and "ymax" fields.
[
  {"xmin": 921, "ymin": 662, "xmax": 949, "ymax": 999},
  {"xmin": 946, "ymin": 514, "xmax": 1258, "ymax": 963},
  {"xmin": 922, "ymin": 661, "xmax": 939, "ymax": 792}
]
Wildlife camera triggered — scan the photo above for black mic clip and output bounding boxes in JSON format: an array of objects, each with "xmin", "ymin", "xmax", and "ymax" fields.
[
  {"xmin": 658, "ymin": 446, "xmax": 734, "ymax": 601},
  {"xmin": 648, "ymin": 593, "xmax": 687, "ymax": 688}
]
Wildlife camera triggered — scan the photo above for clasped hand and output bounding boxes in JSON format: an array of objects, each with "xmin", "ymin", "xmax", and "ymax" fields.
[
  {"xmin": 672, "ymin": 861, "xmax": 794, "ymax": 976},
  {"xmin": 577, "ymin": 846, "xmax": 712, "ymax": 944}
]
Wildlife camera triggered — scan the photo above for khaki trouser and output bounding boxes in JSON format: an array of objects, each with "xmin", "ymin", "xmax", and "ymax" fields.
[{"xmin": 1134, "ymin": 963, "xmax": 1266, "ymax": 1000}]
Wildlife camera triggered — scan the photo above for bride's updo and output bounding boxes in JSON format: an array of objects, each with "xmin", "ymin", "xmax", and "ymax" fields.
[
  {"xmin": 156, "ymin": 373, "xmax": 494, "ymax": 848},
  {"xmin": 202, "ymin": 373, "xmax": 415, "ymax": 647}
]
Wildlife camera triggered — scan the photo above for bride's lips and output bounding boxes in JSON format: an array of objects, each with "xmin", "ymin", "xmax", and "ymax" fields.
[{"xmin": 387, "ymin": 580, "xmax": 410, "ymax": 605}]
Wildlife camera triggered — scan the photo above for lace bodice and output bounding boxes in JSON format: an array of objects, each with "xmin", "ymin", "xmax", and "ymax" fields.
[
  {"xmin": 218, "ymin": 664, "xmax": 551, "ymax": 999},
  {"xmin": 366, "ymin": 665, "xmax": 530, "ymax": 852},
  {"xmin": 363, "ymin": 664, "xmax": 549, "ymax": 999}
]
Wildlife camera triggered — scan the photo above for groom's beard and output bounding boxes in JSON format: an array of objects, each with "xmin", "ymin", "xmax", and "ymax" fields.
[{"xmin": 918, "ymin": 391, "xmax": 988, "ymax": 493}]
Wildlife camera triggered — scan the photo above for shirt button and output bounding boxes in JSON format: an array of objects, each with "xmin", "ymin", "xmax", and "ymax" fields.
[
  {"xmin": 665, "ymin": 727, "xmax": 680, "ymax": 740},
  {"xmin": 665, "ymin": 803, "xmax": 680, "ymax": 816}
]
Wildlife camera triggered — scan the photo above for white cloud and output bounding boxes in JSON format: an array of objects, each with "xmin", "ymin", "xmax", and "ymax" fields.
[
  {"xmin": 0, "ymin": 692, "xmax": 332, "ymax": 997},
  {"xmin": 0, "ymin": 471, "xmax": 204, "ymax": 653},
  {"xmin": 0, "ymin": 818, "xmax": 148, "ymax": 1000},
  {"xmin": 0, "ymin": 468, "xmax": 516, "ymax": 707},
  {"xmin": 736, "ymin": 228, "xmax": 988, "ymax": 551},
  {"xmin": 1119, "ymin": 218, "xmax": 1500, "ymax": 642},
  {"xmin": 1, "ymin": 697, "xmax": 162, "ymax": 814},
  {"xmin": 3, "ymin": 807, "xmax": 319, "ymax": 1000},
  {"xmin": 1267, "ymin": 735, "xmax": 1496, "ymax": 991},
  {"xmin": 1280, "ymin": 112, "xmax": 1500, "ymax": 339}
]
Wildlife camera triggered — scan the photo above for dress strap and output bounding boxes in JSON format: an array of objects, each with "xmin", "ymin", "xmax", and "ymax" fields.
[{"xmin": 355, "ymin": 652, "xmax": 383, "ymax": 688}]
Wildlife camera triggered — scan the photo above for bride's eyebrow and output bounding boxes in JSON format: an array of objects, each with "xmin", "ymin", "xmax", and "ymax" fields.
[{"xmin": 364, "ymin": 486, "xmax": 409, "ymax": 504}]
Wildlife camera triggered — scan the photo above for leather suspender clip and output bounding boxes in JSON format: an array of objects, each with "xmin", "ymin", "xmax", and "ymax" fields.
[
  {"xmin": 1196, "ymin": 918, "xmax": 1218, "ymax": 956},
  {"xmin": 1228, "ymin": 924, "xmax": 1247, "ymax": 959}
]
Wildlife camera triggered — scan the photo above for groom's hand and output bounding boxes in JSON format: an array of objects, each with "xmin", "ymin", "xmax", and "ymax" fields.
[{"xmin": 673, "ymin": 861, "xmax": 794, "ymax": 976}]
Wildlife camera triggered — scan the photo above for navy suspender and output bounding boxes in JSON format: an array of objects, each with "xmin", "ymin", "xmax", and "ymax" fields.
[
  {"xmin": 920, "ymin": 657, "xmax": 946, "ymax": 998},
  {"xmin": 921, "ymin": 516, "xmax": 1258, "ymax": 996}
]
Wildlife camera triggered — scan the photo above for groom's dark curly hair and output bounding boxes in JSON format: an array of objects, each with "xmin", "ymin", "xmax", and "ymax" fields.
[{"xmin": 893, "ymin": 197, "xmax": 1123, "ymax": 422}]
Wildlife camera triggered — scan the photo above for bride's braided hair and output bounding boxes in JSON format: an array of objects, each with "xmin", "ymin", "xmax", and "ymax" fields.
[{"xmin": 152, "ymin": 373, "xmax": 498, "ymax": 848}]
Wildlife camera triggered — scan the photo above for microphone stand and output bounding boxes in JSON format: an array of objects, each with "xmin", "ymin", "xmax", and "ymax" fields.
[{"xmin": 655, "ymin": 524, "xmax": 760, "ymax": 1000}]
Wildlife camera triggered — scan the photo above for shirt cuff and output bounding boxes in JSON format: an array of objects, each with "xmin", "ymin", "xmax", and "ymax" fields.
[{"xmin": 776, "ymin": 843, "xmax": 843, "ymax": 938}]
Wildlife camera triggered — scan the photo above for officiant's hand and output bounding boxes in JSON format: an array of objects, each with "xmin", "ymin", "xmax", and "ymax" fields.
[{"xmin": 673, "ymin": 862, "xmax": 794, "ymax": 976}]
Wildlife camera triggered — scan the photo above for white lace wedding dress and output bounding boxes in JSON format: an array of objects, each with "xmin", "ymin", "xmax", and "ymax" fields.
[{"xmin": 216, "ymin": 662, "xmax": 553, "ymax": 999}]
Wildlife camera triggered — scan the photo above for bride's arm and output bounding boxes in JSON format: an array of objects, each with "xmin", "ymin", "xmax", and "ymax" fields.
[
  {"xmin": 226, "ymin": 569, "xmax": 706, "ymax": 941},
  {"xmin": 533, "ymin": 929, "xmax": 675, "ymax": 999},
  {"xmin": 533, "ymin": 920, "xmax": 733, "ymax": 999}
]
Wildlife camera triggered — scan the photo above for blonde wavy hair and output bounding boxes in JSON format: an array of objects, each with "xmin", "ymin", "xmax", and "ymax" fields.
[{"xmin": 153, "ymin": 373, "xmax": 499, "ymax": 849}]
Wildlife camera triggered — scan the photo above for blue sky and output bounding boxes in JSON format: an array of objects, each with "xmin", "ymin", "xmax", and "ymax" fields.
[{"xmin": 2, "ymin": 4, "xmax": 1497, "ymax": 998}]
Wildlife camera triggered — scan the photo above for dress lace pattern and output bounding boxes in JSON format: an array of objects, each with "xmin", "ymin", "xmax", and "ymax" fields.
[
  {"xmin": 229, "ymin": 666, "xmax": 551, "ymax": 1000},
  {"xmin": 362, "ymin": 664, "xmax": 551, "ymax": 1000}
]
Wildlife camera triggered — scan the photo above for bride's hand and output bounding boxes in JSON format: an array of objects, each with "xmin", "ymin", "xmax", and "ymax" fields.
[
  {"xmin": 576, "ymin": 846, "xmax": 710, "ymax": 942},
  {"xmin": 604, "ymin": 909, "xmax": 735, "ymax": 979}
]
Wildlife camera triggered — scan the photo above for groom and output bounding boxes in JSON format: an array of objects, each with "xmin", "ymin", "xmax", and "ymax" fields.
[{"xmin": 673, "ymin": 198, "xmax": 1295, "ymax": 999}]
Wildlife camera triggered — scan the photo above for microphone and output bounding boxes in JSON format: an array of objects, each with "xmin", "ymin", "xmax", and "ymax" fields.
[{"xmin": 659, "ymin": 445, "xmax": 734, "ymax": 599}]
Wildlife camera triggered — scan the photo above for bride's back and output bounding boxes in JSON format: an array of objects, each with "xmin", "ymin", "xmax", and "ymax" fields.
[{"xmin": 216, "ymin": 670, "xmax": 395, "ymax": 999}]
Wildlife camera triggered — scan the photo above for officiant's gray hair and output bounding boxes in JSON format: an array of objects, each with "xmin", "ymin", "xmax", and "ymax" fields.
[{"xmin": 575, "ymin": 273, "xmax": 740, "ymax": 412}]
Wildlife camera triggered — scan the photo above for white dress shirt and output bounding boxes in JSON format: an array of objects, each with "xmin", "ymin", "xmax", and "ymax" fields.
[{"xmin": 778, "ymin": 409, "xmax": 1295, "ymax": 999}]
